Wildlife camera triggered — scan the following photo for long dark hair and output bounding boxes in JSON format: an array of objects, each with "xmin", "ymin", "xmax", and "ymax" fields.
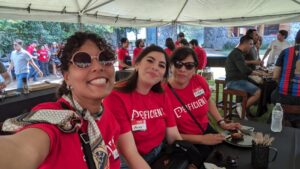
[
  {"xmin": 57, "ymin": 31, "xmax": 115, "ymax": 97},
  {"xmin": 165, "ymin": 38, "xmax": 175, "ymax": 51},
  {"xmin": 114, "ymin": 45, "xmax": 169, "ymax": 93}
]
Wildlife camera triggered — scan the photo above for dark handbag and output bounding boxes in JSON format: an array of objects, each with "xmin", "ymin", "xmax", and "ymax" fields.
[{"xmin": 150, "ymin": 140, "xmax": 203, "ymax": 169}]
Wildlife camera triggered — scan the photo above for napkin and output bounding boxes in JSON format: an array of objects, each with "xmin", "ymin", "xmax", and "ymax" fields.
[{"xmin": 204, "ymin": 162, "xmax": 226, "ymax": 169}]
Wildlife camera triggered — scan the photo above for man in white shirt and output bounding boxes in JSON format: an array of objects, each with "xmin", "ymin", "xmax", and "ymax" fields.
[{"xmin": 262, "ymin": 30, "xmax": 290, "ymax": 66}]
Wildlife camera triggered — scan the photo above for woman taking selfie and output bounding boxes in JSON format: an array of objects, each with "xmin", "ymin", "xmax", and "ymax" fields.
[
  {"xmin": 104, "ymin": 45, "xmax": 182, "ymax": 169},
  {"xmin": 0, "ymin": 32, "xmax": 120, "ymax": 169}
]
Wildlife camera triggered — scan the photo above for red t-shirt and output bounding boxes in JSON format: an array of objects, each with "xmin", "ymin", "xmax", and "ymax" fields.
[
  {"xmin": 37, "ymin": 49, "xmax": 49, "ymax": 62},
  {"xmin": 175, "ymin": 40, "xmax": 180, "ymax": 48},
  {"xmin": 103, "ymin": 90, "xmax": 176, "ymax": 155},
  {"xmin": 23, "ymin": 98, "xmax": 120, "ymax": 169},
  {"xmin": 133, "ymin": 47, "xmax": 143, "ymax": 64},
  {"xmin": 164, "ymin": 74, "xmax": 210, "ymax": 135},
  {"xmin": 164, "ymin": 48, "xmax": 173, "ymax": 57},
  {"xmin": 117, "ymin": 48, "xmax": 130, "ymax": 70},
  {"xmin": 27, "ymin": 45, "xmax": 36, "ymax": 55},
  {"xmin": 194, "ymin": 46, "xmax": 207, "ymax": 70}
]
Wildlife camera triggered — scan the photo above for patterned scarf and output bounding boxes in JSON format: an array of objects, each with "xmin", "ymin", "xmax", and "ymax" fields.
[{"xmin": 2, "ymin": 94, "xmax": 109, "ymax": 169}]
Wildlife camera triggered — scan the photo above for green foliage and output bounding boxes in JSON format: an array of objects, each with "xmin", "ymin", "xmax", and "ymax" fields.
[{"xmin": 0, "ymin": 20, "xmax": 118, "ymax": 56}]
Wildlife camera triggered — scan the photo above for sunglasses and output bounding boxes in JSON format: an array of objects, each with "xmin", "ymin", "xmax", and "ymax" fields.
[
  {"xmin": 174, "ymin": 61, "xmax": 196, "ymax": 70},
  {"xmin": 70, "ymin": 51, "xmax": 115, "ymax": 68}
]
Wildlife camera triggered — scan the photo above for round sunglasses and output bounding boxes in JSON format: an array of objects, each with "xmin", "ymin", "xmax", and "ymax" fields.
[
  {"xmin": 174, "ymin": 61, "xmax": 196, "ymax": 70},
  {"xmin": 70, "ymin": 51, "xmax": 116, "ymax": 68}
]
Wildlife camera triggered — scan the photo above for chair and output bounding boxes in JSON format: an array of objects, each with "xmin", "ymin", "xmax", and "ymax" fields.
[{"xmin": 215, "ymin": 78, "xmax": 248, "ymax": 120}]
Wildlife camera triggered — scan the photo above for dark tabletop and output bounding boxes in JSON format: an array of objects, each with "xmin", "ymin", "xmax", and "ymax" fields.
[
  {"xmin": 206, "ymin": 120, "xmax": 300, "ymax": 169},
  {"xmin": 0, "ymin": 87, "xmax": 57, "ymax": 122}
]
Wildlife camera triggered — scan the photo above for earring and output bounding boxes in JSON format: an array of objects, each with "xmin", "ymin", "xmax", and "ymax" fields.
[{"xmin": 67, "ymin": 85, "xmax": 73, "ymax": 91}]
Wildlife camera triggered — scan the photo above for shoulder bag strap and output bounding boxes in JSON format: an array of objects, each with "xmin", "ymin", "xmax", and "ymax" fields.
[
  {"xmin": 59, "ymin": 102, "xmax": 97, "ymax": 169},
  {"xmin": 167, "ymin": 82, "xmax": 205, "ymax": 133}
]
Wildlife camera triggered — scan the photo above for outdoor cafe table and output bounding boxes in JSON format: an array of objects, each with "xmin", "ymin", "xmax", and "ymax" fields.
[
  {"xmin": 206, "ymin": 120, "xmax": 300, "ymax": 169},
  {"xmin": 0, "ymin": 86, "xmax": 57, "ymax": 122}
]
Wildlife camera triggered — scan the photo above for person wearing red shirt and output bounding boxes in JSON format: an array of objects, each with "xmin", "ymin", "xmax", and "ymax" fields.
[
  {"xmin": 104, "ymin": 45, "xmax": 182, "ymax": 169},
  {"xmin": 132, "ymin": 39, "xmax": 144, "ymax": 64},
  {"xmin": 27, "ymin": 40, "xmax": 39, "ymax": 81},
  {"xmin": 118, "ymin": 37, "xmax": 131, "ymax": 70},
  {"xmin": 164, "ymin": 47, "xmax": 240, "ymax": 160},
  {"xmin": 189, "ymin": 39, "xmax": 207, "ymax": 70},
  {"xmin": 164, "ymin": 37, "xmax": 175, "ymax": 57},
  {"xmin": 37, "ymin": 45, "xmax": 50, "ymax": 76},
  {"xmin": 0, "ymin": 32, "xmax": 120, "ymax": 169},
  {"xmin": 175, "ymin": 32, "xmax": 185, "ymax": 48}
]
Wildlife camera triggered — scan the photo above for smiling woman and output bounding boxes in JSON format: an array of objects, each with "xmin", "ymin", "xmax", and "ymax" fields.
[
  {"xmin": 103, "ymin": 45, "xmax": 183, "ymax": 169},
  {"xmin": 0, "ymin": 32, "xmax": 121, "ymax": 169}
]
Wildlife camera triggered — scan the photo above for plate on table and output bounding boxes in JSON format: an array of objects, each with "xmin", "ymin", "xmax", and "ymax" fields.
[{"xmin": 223, "ymin": 130, "xmax": 253, "ymax": 148}]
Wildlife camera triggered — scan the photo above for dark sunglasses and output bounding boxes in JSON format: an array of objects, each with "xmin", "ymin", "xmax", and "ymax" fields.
[
  {"xmin": 70, "ymin": 51, "xmax": 115, "ymax": 68},
  {"xmin": 174, "ymin": 61, "xmax": 196, "ymax": 70}
]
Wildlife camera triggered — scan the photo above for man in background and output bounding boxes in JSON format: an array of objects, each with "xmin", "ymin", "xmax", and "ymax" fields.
[
  {"xmin": 262, "ymin": 30, "xmax": 290, "ymax": 67},
  {"xmin": 245, "ymin": 29, "xmax": 262, "ymax": 70},
  {"xmin": 26, "ymin": 40, "xmax": 39, "ymax": 81},
  {"xmin": 225, "ymin": 35, "xmax": 264, "ymax": 118},
  {"xmin": 133, "ymin": 39, "xmax": 144, "ymax": 64},
  {"xmin": 117, "ymin": 37, "xmax": 131, "ymax": 70},
  {"xmin": 271, "ymin": 29, "xmax": 300, "ymax": 128},
  {"xmin": 175, "ymin": 32, "xmax": 185, "ymax": 47},
  {"xmin": 8, "ymin": 39, "xmax": 43, "ymax": 90},
  {"xmin": 189, "ymin": 39, "xmax": 207, "ymax": 70}
]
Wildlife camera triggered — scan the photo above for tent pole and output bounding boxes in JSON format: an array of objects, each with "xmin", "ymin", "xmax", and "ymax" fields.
[
  {"xmin": 78, "ymin": 14, "xmax": 83, "ymax": 31},
  {"xmin": 155, "ymin": 27, "xmax": 158, "ymax": 45}
]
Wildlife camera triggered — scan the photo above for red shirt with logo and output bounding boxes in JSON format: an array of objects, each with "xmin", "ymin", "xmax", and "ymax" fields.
[
  {"xmin": 117, "ymin": 48, "xmax": 130, "ymax": 69},
  {"xmin": 133, "ymin": 47, "xmax": 143, "ymax": 64},
  {"xmin": 23, "ymin": 98, "xmax": 120, "ymax": 169},
  {"xmin": 164, "ymin": 74, "xmax": 210, "ymax": 135},
  {"xmin": 103, "ymin": 90, "xmax": 176, "ymax": 155},
  {"xmin": 37, "ymin": 49, "xmax": 49, "ymax": 62},
  {"xmin": 194, "ymin": 46, "xmax": 207, "ymax": 70}
]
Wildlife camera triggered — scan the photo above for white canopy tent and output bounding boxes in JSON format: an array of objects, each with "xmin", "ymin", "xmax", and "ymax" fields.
[{"xmin": 0, "ymin": 0, "xmax": 300, "ymax": 27}]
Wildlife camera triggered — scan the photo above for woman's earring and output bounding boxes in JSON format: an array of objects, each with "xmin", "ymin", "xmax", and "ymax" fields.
[{"xmin": 67, "ymin": 85, "xmax": 73, "ymax": 91}]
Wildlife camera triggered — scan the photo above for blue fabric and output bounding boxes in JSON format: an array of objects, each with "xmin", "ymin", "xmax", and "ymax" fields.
[
  {"xmin": 16, "ymin": 73, "xmax": 28, "ymax": 89},
  {"xmin": 226, "ymin": 80, "xmax": 259, "ymax": 95}
]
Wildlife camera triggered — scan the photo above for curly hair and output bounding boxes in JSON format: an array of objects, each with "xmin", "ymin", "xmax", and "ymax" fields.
[{"xmin": 57, "ymin": 31, "xmax": 115, "ymax": 97}]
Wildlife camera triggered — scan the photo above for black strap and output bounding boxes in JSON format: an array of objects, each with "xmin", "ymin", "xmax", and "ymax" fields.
[
  {"xmin": 59, "ymin": 101, "xmax": 96, "ymax": 169},
  {"xmin": 167, "ymin": 82, "xmax": 205, "ymax": 133},
  {"xmin": 78, "ymin": 130, "xmax": 97, "ymax": 169}
]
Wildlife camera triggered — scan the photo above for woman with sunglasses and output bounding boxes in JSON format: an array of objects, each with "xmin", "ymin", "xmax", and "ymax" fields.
[
  {"xmin": 0, "ymin": 32, "xmax": 120, "ymax": 169},
  {"xmin": 164, "ymin": 47, "xmax": 241, "ymax": 161},
  {"xmin": 103, "ymin": 45, "xmax": 182, "ymax": 169}
]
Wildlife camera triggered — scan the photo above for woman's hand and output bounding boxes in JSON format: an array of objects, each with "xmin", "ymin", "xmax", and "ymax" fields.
[
  {"xmin": 200, "ymin": 133, "xmax": 225, "ymax": 145},
  {"xmin": 220, "ymin": 122, "xmax": 241, "ymax": 131}
]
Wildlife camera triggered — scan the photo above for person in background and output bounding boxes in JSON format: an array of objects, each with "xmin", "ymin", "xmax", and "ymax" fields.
[
  {"xmin": 132, "ymin": 39, "xmax": 145, "ymax": 64},
  {"xmin": 118, "ymin": 37, "xmax": 131, "ymax": 70},
  {"xmin": 27, "ymin": 40, "xmax": 39, "ymax": 82},
  {"xmin": 7, "ymin": 39, "xmax": 43, "ymax": 90},
  {"xmin": 245, "ymin": 29, "xmax": 262, "ymax": 70},
  {"xmin": 104, "ymin": 45, "xmax": 183, "ymax": 169},
  {"xmin": 0, "ymin": 61, "xmax": 11, "ymax": 91},
  {"xmin": 0, "ymin": 32, "xmax": 120, "ymax": 169},
  {"xmin": 255, "ymin": 35, "xmax": 263, "ymax": 57},
  {"xmin": 164, "ymin": 37, "xmax": 175, "ymax": 57},
  {"xmin": 262, "ymin": 30, "xmax": 290, "ymax": 67},
  {"xmin": 50, "ymin": 42, "xmax": 62, "ymax": 77},
  {"xmin": 37, "ymin": 44, "xmax": 50, "ymax": 77},
  {"xmin": 271, "ymin": 29, "xmax": 300, "ymax": 128},
  {"xmin": 165, "ymin": 47, "xmax": 240, "ymax": 161},
  {"xmin": 225, "ymin": 35, "xmax": 264, "ymax": 118},
  {"xmin": 189, "ymin": 39, "xmax": 207, "ymax": 70},
  {"xmin": 175, "ymin": 32, "xmax": 185, "ymax": 47},
  {"xmin": 179, "ymin": 38, "xmax": 189, "ymax": 47}
]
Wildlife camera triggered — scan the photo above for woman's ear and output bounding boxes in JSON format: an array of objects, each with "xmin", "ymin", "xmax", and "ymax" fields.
[{"xmin": 63, "ymin": 71, "xmax": 69, "ymax": 85}]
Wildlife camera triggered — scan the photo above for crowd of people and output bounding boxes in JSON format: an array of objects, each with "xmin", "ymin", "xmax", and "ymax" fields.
[{"xmin": 0, "ymin": 28, "xmax": 299, "ymax": 169}]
